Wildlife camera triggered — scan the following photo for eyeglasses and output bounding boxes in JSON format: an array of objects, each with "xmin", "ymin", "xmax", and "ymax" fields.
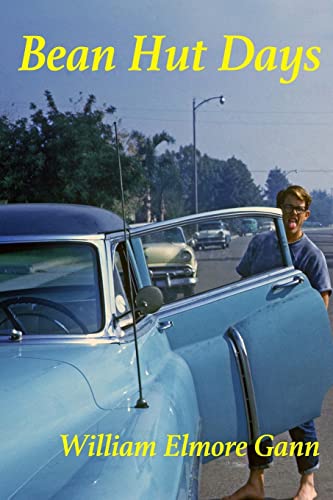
[{"xmin": 282, "ymin": 204, "xmax": 307, "ymax": 214}]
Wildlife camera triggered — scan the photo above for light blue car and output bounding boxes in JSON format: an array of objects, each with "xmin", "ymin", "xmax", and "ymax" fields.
[{"xmin": 0, "ymin": 204, "xmax": 333, "ymax": 499}]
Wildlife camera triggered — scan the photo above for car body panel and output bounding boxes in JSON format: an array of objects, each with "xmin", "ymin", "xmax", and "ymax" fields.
[
  {"xmin": 0, "ymin": 328, "xmax": 200, "ymax": 499},
  {"xmin": 1, "ymin": 204, "xmax": 333, "ymax": 498},
  {"xmin": 154, "ymin": 268, "xmax": 333, "ymax": 457}
]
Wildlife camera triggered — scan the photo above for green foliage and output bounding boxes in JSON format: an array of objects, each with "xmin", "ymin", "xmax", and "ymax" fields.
[
  {"xmin": 218, "ymin": 157, "xmax": 264, "ymax": 208},
  {"xmin": 265, "ymin": 166, "xmax": 290, "ymax": 206},
  {"xmin": 153, "ymin": 151, "xmax": 184, "ymax": 219},
  {"xmin": 0, "ymin": 91, "xmax": 285, "ymax": 220},
  {"xmin": 129, "ymin": 130, "xmax": 175, "ymax": 221},
  {"xmin": 174, "ymin": 150, "xmax": 264, "ymax": 213},
  {"xmin": 310, "ymin": 190, "xmax": 333, "ymax": 226},
  {"xmin": 174, "ymin": 145, "xmax": 195, "ymax": 214},
  {"xmin": 0, "ymin": 91, "xmax": 143, "ymax": 213}
]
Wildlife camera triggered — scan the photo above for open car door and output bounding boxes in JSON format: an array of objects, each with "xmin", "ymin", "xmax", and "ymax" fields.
[{"xmin": 131, "ymin": 208, "xmax": 333, "ymax": 455}]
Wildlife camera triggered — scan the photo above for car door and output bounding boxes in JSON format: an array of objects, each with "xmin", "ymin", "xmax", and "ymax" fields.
[{"xmin": 131, "ymin": 208, "xmax": 333, "ymax": 457}]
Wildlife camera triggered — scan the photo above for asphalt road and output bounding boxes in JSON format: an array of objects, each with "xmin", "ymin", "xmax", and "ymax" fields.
[{"xmin": 199, "ymin": 228, "xmax": 333, "ymax": 500}]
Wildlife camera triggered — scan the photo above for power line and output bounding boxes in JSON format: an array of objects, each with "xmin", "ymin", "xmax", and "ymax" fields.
[
  {"xmin": 120, "ymin": 115, "xmax": 333, "ymax": 126},
  {"xmin": 252, "ymin": 170, "xmax": 333, "ymax": 173},
  {"xmin": 1, "ymin": 100, "xmax": 333, "ymax": 115}
]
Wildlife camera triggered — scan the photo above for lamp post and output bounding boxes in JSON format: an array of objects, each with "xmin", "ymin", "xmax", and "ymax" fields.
[
  {"xmin": 285, "ymin": 169, "xmax": 298, "ymax": 177},
  {"xmin": 192, "ymin": 95, "xmax": 225, "ymax": 214}
]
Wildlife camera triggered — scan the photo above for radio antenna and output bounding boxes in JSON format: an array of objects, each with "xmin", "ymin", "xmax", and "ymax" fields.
[{"xmin": 114, "ymin": 122, "xmax": 148, "ymax": 409}]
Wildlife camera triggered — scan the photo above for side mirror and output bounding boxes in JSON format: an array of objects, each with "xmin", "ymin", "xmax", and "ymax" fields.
[{"xmin": 135, "ymin": 286, "xmax": 164, "ymax": 314}]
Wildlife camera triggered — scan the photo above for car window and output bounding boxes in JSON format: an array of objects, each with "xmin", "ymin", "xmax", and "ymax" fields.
[
  {"xmin": 142, "ymin": 227, "xmax": 186, "ymax": 244},
  {"xmin": 199, "ymin": 222, "xmax": 221, "ymax": 231},
  {"xmin": 0, "ymin": 243, "xmax": 103, "ymax": 335},
  {"xmin": 135, "ymin": 215, "xmax": 284, "ymax": 305},
  {"xmin": 112, "ymin": 242, "xmax": 140, "ymax": 329}
]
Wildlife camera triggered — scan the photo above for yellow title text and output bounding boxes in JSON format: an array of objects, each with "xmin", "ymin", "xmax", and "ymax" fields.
[{"xmin": 18, "ymin": 34, "xmax": 321, "ymax": 85}]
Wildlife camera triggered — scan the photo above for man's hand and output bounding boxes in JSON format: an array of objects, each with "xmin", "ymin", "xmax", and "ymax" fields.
[{"xmin": 320, "ymin": 291, "xmax": 330, "ymax": 309}]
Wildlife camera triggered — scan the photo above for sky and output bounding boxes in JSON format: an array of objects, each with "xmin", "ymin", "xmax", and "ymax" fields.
[{"xmin": 1, "ymin": 1, "xmax": 333, "ymax": 195}]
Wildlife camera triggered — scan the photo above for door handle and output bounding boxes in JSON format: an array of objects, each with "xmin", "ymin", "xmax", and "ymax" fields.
[
  {"xmin": 157, "ymin": 320, "xmax": 174, "ymax": 333},
  {"xmin": 272, "ymin": 275, "xmax": 304, "ymax": 291}
]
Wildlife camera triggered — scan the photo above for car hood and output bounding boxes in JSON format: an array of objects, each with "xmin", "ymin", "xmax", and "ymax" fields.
[
  {"xmin": 143, "ymin": 242, "xmax": 191, "ymax": 264},
  {"xmin": 0, "ymin": 330, "xmax": 196, "ymax": 499},
  {"xmin": 0, "ymin": 348, "xmax": 96, "ymax": 493}
]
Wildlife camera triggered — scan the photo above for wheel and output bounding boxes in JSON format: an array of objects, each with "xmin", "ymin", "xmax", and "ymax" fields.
[{"xmin": 0, "ymin": 296, "xmax": 88, "ymax": 335}]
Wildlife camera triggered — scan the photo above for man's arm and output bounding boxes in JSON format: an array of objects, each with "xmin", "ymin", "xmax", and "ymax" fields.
[{"xmin": 320, "ymin": 291, "xmax": 330, "ymax": 309}]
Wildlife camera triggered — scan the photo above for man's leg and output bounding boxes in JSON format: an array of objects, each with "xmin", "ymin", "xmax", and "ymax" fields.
[
  {"xmin": 289, "ymin": 420, "xmax": 319, "ymax": 500},
  {"xmin": 222, "ymin": 438, "xmax": 273, "ymax": 500}
]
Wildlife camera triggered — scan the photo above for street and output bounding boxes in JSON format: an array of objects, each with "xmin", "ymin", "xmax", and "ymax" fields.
[{"xmin": 199, "ymin": 228, "xmax": 333, "ymax": 500}]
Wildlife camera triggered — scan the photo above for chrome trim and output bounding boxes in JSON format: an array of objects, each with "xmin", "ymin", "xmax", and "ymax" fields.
[
  {"xmin": 0, "ymin": 334, "xmax": 122, "ymax": 345},
  {"xmin": 130, "ymin": 207, "xmax": 282, "ymax": 236},
  {"xmin": 157, "ymin": 320, "xmax": 174, "ymax": 333},
  {"xmin": 0, "ymin": 315, "xmax": 157, "ymax": 345},
  {"xmin": 150, "ymin": 266, "xmax": 195, "ymax": 277},
  {"xmin": 197, "ymin": 236, "xmax": 226, "ymax": 242},
  {"xmin": 130, "ymin": 207, "xmax": 282, "ymax": 237},
  {"xmin": 0, "ymin": 239, "xmax": 112, "ymax": 343},
  {"xmin": 153, "ymin": 277, "xmax": 197, "ymax": 288},
  {"xmin": 156, "ymin": 267, "xmax": 301, "ymax": 316},
  {"xmin": 272, "ymin": 275, "xmax": 304, "ymax": 291},
  {"xmin": 0, "ymin": 234, "xmax": 105, "ymax": 244},
  {"xmin": 227, "ymin": 326, "xmax": 260, "ymax": 443}
]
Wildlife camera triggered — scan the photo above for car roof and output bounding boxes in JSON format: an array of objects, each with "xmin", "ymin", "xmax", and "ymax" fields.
[{"xmin": 0, "ymin": 204, "xmax": 125, "ymax": 236}]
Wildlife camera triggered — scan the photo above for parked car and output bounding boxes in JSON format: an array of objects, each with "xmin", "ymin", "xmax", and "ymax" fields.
[
  {"xmin": 1, "ymin": 204, "xmax": 333, "ymax": 500},
  {"xmin": 259, "ymin": 221, "xmax": 276, "ymax": 232},
  {"xmin": 194, "ymin": 220, "xmax": 231, "ymax": 249},
  {"xmin": 140, "ymin": 226, "xmax": 198, "ymax": 301},
  {"xmin": 239, "ymin": 217, "xmax": 258, "ymax": 236}
]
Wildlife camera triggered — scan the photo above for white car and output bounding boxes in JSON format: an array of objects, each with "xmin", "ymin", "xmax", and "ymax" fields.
[
  {"xmin": 194, "ymin": 221, "xmax": 231, "ymax": 250},
  {"xmin": 260, "ymin": 221, "xmax": 275, "ymax": 232}
]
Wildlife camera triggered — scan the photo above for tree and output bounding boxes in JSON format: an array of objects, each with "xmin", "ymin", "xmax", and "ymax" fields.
[
  {"xmin": 310, "ymin": 190, "xmax": 333, "ymax": 226},
  {"xmin": 174, "ymin": 145, "xmax": 196, "ymax": 214},
  {"xmin": 0, "ymin": 91, "xmax": 143, "ymax": 215},
  {"xmin": 152, "ymin": 151, "xmax": 183, "ymax": 220},
  {"xmin": 192, "ymin": 155, "xmax": 264, "ymax": 211},
  {"xmin": 129, "ymin": 130, "xmax": 174, "ymax": 221},
  {"xmin": 265, "ymin": 167, "xmax": 290, "ymax": 206}
]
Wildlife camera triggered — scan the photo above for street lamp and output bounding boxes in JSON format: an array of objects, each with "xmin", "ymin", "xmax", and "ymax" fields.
[
  {"xmin": 192, "ymin": 95, "xmax": 225, "ymax": 214},
  {"xmin": 285, "ymin": 169, "xmax": 298, "ymax": 176}
]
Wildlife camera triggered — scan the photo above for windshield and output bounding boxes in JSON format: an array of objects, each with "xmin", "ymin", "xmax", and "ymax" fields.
[
  {"xmin": 142, "ymin": 227, "xmax": 185, "ymax": 244},
  {"xmin": 199, "ymin": 223, "xmax": 222, "ymax": 231},
  {"xmin": 0, "ymin": 243, "xmax": 103, "ymax": 335}
]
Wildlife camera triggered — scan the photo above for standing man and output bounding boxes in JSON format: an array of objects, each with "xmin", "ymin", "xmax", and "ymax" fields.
[{"xmin": 224, "ymin": 185, "xmax": 331, "ymax": 500}]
